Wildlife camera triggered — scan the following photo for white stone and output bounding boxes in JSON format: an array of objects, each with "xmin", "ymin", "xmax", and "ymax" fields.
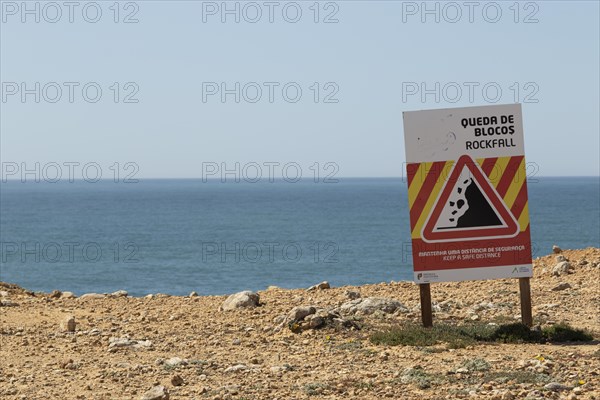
[
  {"xmin": 552, "ymin": 262, "xmax": 572, "ymax": 276},
  {"xmin": 544, "ymin": 382, "xmax": 573, "ymax": 392},
  {"xmin": 79, "ymin": 293, "xmax": 105, "ymax": 300},
  {"xmin": 288, "ymin": 306, "xmax": 316, "ymax": 321},
  {"xmin": 108, "ymin": 337, "xmax": 153, "ymax": 350},
  {"xmin": 224, "ymin": 364, "xmax": 249, "ymax": 372},
  {"xmin": 60, "ymin": 316, "xmax": 76, "ymax": 332},
  {"xmin": 220, "ymin": 291, "xmax": 259, "ymax": 311},
  {"xmin": 140, "ymin": 385, "xmax": 169, "ymax": 400},
  {"xmin": 338, "ymin": 297, "xmax": 409, "ymax": 315},
  {"xmin": 164, "ymin": 357, "xmax": 187, "ymax": 367},
  {"xmin": 307, "ymin": 281, "xmax": 331, "ymax": 291}
]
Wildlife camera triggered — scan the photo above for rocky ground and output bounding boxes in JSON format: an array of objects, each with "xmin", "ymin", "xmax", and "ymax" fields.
[{"xmin": 1, "ymin": 247, "xmax": 599, "ymax": 400}]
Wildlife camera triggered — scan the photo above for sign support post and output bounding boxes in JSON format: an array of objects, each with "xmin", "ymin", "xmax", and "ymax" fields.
[
  {"xmin": 419, "ymin": 283, "xmax": 433, "ymax": 327},
  {"xmin": 519, "ymin": 277, "xmax": 533, "ymax": 327}
]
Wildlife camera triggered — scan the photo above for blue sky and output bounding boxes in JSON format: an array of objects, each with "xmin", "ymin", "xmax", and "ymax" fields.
[{"xmin": 1, "ymin": 1, "xmax": 599, "ymax": 178}]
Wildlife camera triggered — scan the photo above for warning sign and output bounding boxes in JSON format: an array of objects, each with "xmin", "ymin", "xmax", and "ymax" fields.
[
  {"xmin": 403, "ymin": 104, "xmax": 532, "ymax": 283},
  {"xmin": 422, "ymin": 154, "xmax": 520, "ymax": 243}
]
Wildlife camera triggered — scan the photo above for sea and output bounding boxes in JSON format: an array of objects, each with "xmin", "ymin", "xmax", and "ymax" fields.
[{"xmin": 1, "ymin": 177, "xmax": 598, "ymax": 296}]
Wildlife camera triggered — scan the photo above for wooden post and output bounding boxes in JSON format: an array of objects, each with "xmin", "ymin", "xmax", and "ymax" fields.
[
  {"xmin": 419, "ymin": 283, "xmax": 433, "ymax": 327},
  {"xmin": 519, "ymin": 277, "xmax": 533, "ymax": 327}
]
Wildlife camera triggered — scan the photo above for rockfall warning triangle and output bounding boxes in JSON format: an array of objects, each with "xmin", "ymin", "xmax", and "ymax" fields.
[{"xmin": 422, "ymin": 155, "xmax": 520, "ymax": 243}]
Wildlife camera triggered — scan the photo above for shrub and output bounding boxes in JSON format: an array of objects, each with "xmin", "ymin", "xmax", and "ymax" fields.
[
  {"xmin": 542, "ymin": 323, "xmax": 594, "ymax": 342},
  {"xmin": 399, "ymin": 368, "xmax": 437, "ymax": 389},
  {"xmin": 370, "ymin": 322, "xmax": 594, "ymax": 347},
  {"xmin": 459, "ymin": 358, "xmax": 490, "ymax": 372}
]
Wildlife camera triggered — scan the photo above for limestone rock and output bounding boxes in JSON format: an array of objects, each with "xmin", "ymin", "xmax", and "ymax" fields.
[
  {"xmin": 108, "ymin": 337, "xmax": 153, "ymax": 351},
  {"xmin": 551, "ymin": 282, "xmax": 572, "ymax": 291},
  {"xmin": 224, "ymin": 364, "xmax": 249, "ymax": 372},
  {"xmin": 270, "ymin": 364, "xmax": 292, "ymax": 373},
  {"xmin": 0, "ymin": 299, "xmax": 18, "ymax": 307},
  {"xmin": 220, "ymin": 291, "xmax": 259, "ymax": 311},
  {"xmin": 79, "ymin": 293, "xmax": 105, "ymax": 300},
  {"xmin": 307, "ymin": 281, "xmax": 330, "ymax": 291},
  {"xmin": 552, "ymin": 261, "xmax": 572, "ymax": 276},
  {"xmin": 283, "ymin": 307, "xmax": 359, "ymax": 333},
  {"xmin": 61, "ymin": 316, "xmax": 76, "ymax": 332},
  {"xmin": 141, "ymin": 385, "xmax": 169, "ymax": 400},
  {"xmin": 345, "ymin": 290, "xmax": 361, "ymax": 300},
  {"xmin": 288, "ymin": 306, "xmax": 316, "ymax": 321},
  {"xmin": 170, "ymin": 375, "xmax": 184, "ymax": 386},
  {"xmin": 306, "ymin": 314, "xmax": 325, "ymax": 329},
  {"xmin": 501, "ymin": 392, "xmax": 515, "ymax": 400},
  {"xmin": 164, "ymin": 357, "xmax": 187, "ymax": 368},
  {"xmin": 544, "ymin": 382, "xmax": 573, "ymax": 392},
  {"xmin": 338, "ymin": 297, "xmax": 409, "ymax": 315}
]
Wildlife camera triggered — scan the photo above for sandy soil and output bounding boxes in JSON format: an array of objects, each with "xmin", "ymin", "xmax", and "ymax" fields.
[{"xmin": 1, "ymin": 248, "xmax": 599, "ymax": 400}]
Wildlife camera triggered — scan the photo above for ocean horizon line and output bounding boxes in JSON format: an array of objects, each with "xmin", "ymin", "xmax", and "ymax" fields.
[{"xmin": 2, "ymin": 175, "xmax": 599, "ymax": 183}]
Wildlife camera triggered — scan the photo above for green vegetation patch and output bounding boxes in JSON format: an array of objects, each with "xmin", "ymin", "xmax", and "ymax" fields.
[
  {"xmin": 303, "ymin": 382, "xmax": 331, "ymax": 396},
  {"xmin": 370, "ymin": 322, "xmax": 594, "ymax": 347},
  {"xmin": 459, "ymin": 358, "xmax": 490, "ymax": 372},
  {"xmin": 398, "ymin": 368, "xmax": 439, "ymax": 389},
  {"xmin": 482, "ymin": 371, "xmax": 551, "ymax": 385},
  {"xmin": 542, "ymin": 323, "xmax": 594, "ymax": 342}
]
